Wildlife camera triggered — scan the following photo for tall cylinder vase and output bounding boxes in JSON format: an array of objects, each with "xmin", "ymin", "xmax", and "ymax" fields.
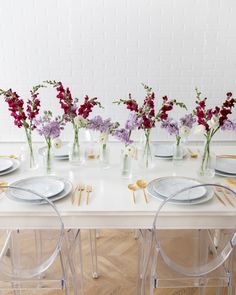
[
  {"xmin": 69, "ymin": 126, "xmax": 82, "ymax": 165},
  {"xmin": 139, "ymin": 129, "xmax": 154, "ymax": 169}
]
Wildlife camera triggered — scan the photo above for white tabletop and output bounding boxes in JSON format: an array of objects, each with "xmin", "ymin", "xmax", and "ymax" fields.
[{"xmin": 0, "ymin": 142, "xmax": 236, "ymax": 230}]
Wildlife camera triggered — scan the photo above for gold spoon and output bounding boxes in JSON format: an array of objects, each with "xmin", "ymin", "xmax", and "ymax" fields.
[
  {"xmin": 136, "ymin": 179, "xmax": 148, "ymax": 203},
  {"xmin": 86, "ymin": 185, "xmax": 92, "ymax": 205},
  {"xmin": 128, "ymin": 184, "xmax": 137, "ymax": 204}
]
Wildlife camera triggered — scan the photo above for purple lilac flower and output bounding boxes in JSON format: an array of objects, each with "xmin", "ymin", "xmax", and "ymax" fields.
[
  {"xmin": 180, "ymin": 114, "xmax": 196, "ymax": 129},
  {"xmin": 125, "ymin": 111, "xmax": 143, "ymax": 130},
  {"xmin": 221, "ymin": 119, "xmax": 236, "ymax": 131},
  {"xmin": 161, "ymin": 118, "xmax": 179, "ymax": 136},
  {"xmin": 34, "ymin": 111, "xmax": 64, "ymax": 140},
  {"xmin": 89, "ymin": 115, "xmax": 119, "ymax": 133},
  {"xmin": 112, "ymin": 128, "xmax": 133, "ymax": 145}
]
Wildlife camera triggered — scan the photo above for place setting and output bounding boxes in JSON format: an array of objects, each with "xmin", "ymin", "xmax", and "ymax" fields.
[
  {"xmin": 215, "ymin": 156, "xmax": 236, "ymax": 178},
  {"xmin": 5, "ymin": 176, "xmax": 73, "ymax": 204},
  {"xmin": 0, "ymin": 157, "xmax": 20, "ymax": 176},
  {"xmin": 146, "ymin": 176, "xmax": 214, "ymax": 205}
]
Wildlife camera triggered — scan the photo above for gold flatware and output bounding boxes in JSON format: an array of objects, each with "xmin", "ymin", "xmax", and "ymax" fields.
[
  {"xmin": 86, "ymin": 185, "xmax": 92, "ymax": 205},
  {"xmin": 136, "ymin": 179, "xmax": 148, "ymax": 203},
  {"xmin": 0, "ymin": 155, "xmax": 18, "ymax": 159},
  {"xmin": 226, "ymin": 178, "xmax": 236, "ymax": 186},
  {"xmin": 128, "ymin": 184, "xmax": 137, "ymax": 204},
  {"xmin": 214, "ymin": 187, "xmax": 234, "ymax": 207},
  {"xmin": 78, "ymin": 184, "xmax": 85, "ymax": 206},
  {"xmin": 216, "ymin": 155, "xmax": 236, "ymax": 159},
  {"xmin": 0, "ymin": 182, "xmax": 8, "ymax": 194},
  {"xmin": 71, "ymin": 185, "xmax": 78, "ymax": 204},
  {"xmin": 187, "ymin": 148, "xmax": 198, "ymax": 158},
  {"xmin": 214, "ymin": 189, "xmax": 227, "ymax": 206}
]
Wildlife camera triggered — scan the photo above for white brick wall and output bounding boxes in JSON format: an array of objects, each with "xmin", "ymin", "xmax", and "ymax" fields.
[{"xmin": 0, "ymin": 0, "xmax": 235, "ymax": 142}]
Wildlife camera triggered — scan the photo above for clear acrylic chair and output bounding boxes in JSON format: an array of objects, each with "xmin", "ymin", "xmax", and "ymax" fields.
[
  {"xmin": 139, "ymin": 183, "xmax": 236, "ymax": 295},
  {"xmin": 0, "ymin": 185, "xmax": 84, "ymax": 294}
]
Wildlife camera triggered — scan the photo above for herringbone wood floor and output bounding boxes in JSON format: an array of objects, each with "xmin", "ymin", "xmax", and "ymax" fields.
[{"xmin": 81, "ymin": 230, "xmax": 230, "ymax": 295}]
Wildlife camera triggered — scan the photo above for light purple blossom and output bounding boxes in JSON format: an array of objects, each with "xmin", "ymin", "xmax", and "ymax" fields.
[
  {"xmin": 125, "ymin": 111, "xmax": 143, "ymax": 130},
  {"xmin": 179, "ymin": 114, "xmax": 196, "ymax": 129},
  {"xmin": 112, "ymin": 128, "xmax": 133, "ymax": 145},
  {"xmin": 88, "ymin": 115, "xmax": 119, "ymax": 133},
  {"xmin": 34, "ymin": 111, "xmax": 65, "ymax": 140},
  {"xmin": 221, "ymin": 119, "xmax": 236, "ymax": 131},
  {"xmin": 161, "ymin": 118, "xmax": 179, "ymax": 136},
  {"xmin": 161, "ymin": 114, "xmax": 196, "ymax": 137}
]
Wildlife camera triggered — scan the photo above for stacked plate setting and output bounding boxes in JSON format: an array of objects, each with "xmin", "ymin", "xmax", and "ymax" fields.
[
  {"xmin": 147, "ymin": 177, "xmax": 214, "ymax": 205},
  {"xmin": 154, "ymin": 144, "xmax": 186, "ymax": 159},
  {"xmin": 39, "ymin": 144, "xmax": 69, "ymax": 161},
  {"xmin": 215, "ymin": 158, "xmax": 236, "ymax": 178},
  {"xmin": 6, "ymin": 176, "xmax": 72, "ymax": 204},
  {"xmin": 0, "ymin": 158, "xmax": 20, "ymax": 176}
]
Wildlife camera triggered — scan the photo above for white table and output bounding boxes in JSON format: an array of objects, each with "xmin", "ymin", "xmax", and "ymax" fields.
[{"xmin": 0, "ymin": 142, "xmax": 236, "ymax": 230}]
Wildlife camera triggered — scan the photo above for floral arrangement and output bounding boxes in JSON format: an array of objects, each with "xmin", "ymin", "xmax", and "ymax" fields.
[
  {"xmin": 34, "ymin": 111, "xmax": 65, "ymax": 173},
  {"xmin": 0, "ymin": 85, "xmax": 45, "ymax": 168},
  {"xmin": 114, "ymin": 84, "xmax": 186, "ymax": 168},
  {"xmin": 194, "ymin": 89, "xmax": 236, "ymax": 174},
  {"xmin": 161, "ymin": 114, "xmax": 196, "ymax": 145},
  {"xmin": 44, "ymin": 80, "xmax": 102, "ymax": 163}
]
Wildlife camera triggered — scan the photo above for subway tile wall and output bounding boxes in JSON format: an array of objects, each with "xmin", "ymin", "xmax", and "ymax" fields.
[{"xmin": 0, "ymin": 0, "xmax": 235, "ymax": 142}]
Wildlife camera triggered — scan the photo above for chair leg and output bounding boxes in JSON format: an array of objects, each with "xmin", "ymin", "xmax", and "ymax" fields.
[
  {"xmin": 64, "ymin": 229, "xmax": 84, "ymax": 295},
  {"xmin": 89, "ymin": 229, "xmax": 99, "ymax": 279}
]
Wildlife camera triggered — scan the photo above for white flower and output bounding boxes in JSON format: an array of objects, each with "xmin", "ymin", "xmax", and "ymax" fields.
[
  {"xmin": 124, "ymin": 145, "xmax": 137, "ymax": 158},
  {"xmin": 52, "ymin": 138, "xmax": 62, "ymax": 149},
  {"xmin": 99, "ymin": 133, "xmax": 108, "ymax": 145},
  {"xmin": 208, "ymin": 115, "xmax": 219, "ymax": 129},
  {"xmin": 74, "ymin": 116, "xmax": 88, "ymax": 128},
  {"xmin": 179, "ymin": 126, "xmax": 190, "ymax": 138},
  {"xmin": 194, "ymin": 125, "xmax": 206, "ymax": 135}
]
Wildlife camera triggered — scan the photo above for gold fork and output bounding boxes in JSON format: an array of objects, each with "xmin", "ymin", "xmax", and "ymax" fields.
[
  {"xmin": 86, "ymin": 185, "xmax": 92, "ymax": 205},
  {"xmin": 78, "ymin": 184, "xmax": 85, "ymax": 206},
  {"xmin": 71, "ymin": 185, "xmax": 78, "ymax": 204},
  {"xmin": 215, "ymin": 186, "xmax": 234, "ymax": 207},
  {"xmin": 0, "ymin": 182, "xmax": 8, "ymax": 195}
]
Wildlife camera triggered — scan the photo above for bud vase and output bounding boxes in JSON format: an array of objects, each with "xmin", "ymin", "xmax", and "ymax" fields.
[
  {"xmin": 199, "ymin": 138, "xmax": 215, "ymax": 178},
  {"xmin": 43, "ymin": 143, "xmax": 54, "ymax": 175},
  {"xmin": 173, "ymin": 140, "xmax": 184, "ymax": 161},
  {"xmin": 69, "ymin": 126, "xmax": 82, "ymax": 165},
  {"xmin": 139, "ymin": 129, "xmax": 154, "ymax": 169},
  {"xmin": 121, "ymin": 146, "xmax": 133, "ymax": 178},
  {"xmin": 99, "ymin": 133, "xmax": 110, "ymax": 168},
  {"xmin": 21, "ymin": 133, "xmax": 37, "ymax": 170}
]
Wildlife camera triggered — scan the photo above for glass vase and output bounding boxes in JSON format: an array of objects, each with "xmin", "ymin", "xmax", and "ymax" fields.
[
  {"xmin": 173, "ymin": 141, "xmax": 184, "ymax": 161},
  {"xmin": 69, "ymin": 126, "xmax": 82, "ymax": 165},
  {"xmin": 121, "ymin": 147, "xmax": 133, "ymax": 178},
  {"xmin": 199, "ymin": 137, "xmax": 215, "ymax": 179},
  {"xmin": 99, "ymin": 133, "xmax": 110, "ymax": 169},
  {"xmin": 43, "ymin": 143, "xmax": 54, "ymax": 175},
  {"xmin": 139, "ymin": 129, "xmax": 154, "ymax": 169},
  {"xmin": 21, "ymin": 131, "xmax": 38, "ymax": 170}
]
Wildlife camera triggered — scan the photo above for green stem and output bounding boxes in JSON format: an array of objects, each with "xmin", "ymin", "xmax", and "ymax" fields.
[
  {"xmin": 201, "ymin": 133, "xmax": 211, "ymax": 173},
  {"xmin": 143, "ymin": 129, "xmax": 151, "ymax": 168},
  {"xmin": 24, "ymin": 126, "xmax": 35, "ymax": 168},
  {"xmin": 46, "ymin": 137, "xmax": 52, "ymax": 174}
]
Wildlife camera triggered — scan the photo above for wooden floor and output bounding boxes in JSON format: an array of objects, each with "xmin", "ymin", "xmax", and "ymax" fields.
[
  {"xmin": 3, "ymin": 229, "xmax": 233, "ymax": 294},
  {"xmin": 81, "ymin": 230, "xmax": 230, "ymax": 295}
]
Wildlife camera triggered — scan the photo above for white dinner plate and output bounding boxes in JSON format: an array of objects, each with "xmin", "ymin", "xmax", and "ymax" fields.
[
  {"xmin": 38, "ymin": 145, "xmax": 69, "ymax": 160},
  {"xmin": 154, "ymin": 145, "xmax": 173, "ymax": 158},
  {"xmin": 154, "ymin": 144, "xmax": 187, "ymax": 159},
  {"xmin": 152, "ymin": 177, "xmax": 206, "ymax": 201},
  {"xmin": 8, "ymin": 176, "xmax": 65, "ymax": 201},
  {"xmin": 215, "ymin": 170, "xmax": 236, "ymax": 178},
  {"xmin": 0, "ymin": 158, "xmax": 13, "ymax": 172},
  {"xmin": 215, "ymin": 158, "xmax": 236, "ymax": 175},
  {"xmin": 6, "ymin": 178, "xmax": 72, "ymax": 204},
  {"xmin": 0, "ymin": 158, "xmax": 20, "ymax": 176},
  {"xmin": 147, "ymin": 179, "xmax": 213, "ymax": 205}
]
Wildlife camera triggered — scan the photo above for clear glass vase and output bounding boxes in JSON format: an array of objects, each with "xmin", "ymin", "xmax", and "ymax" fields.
[
  {"xmin": 99, "ymin": 133, "xmax": 110, "ymax": 169},
  {"xmin": 43, "ymin": 143, "xmax": 54, "ymax": 175},
  {"xmin": 121, "ymin": 147, "xmax": 133, "ymax": 178},
  {"xmin": 69, "ymin": 126, "xmax": 82, "ymax": 165},
  {"xmin": 199, "ymin": 137, "xmax": 215, "ymax": 179},
  {"xmin": 173, "ymin": 141, "xmax": 184, "ymax": 161},
  {"xmin": 20, "ymin": 131, "xmax": 38, "ymax": 170},
  {"xmin": 139, "ymin": 129, "xmax": 154, "ymax": 169}
]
